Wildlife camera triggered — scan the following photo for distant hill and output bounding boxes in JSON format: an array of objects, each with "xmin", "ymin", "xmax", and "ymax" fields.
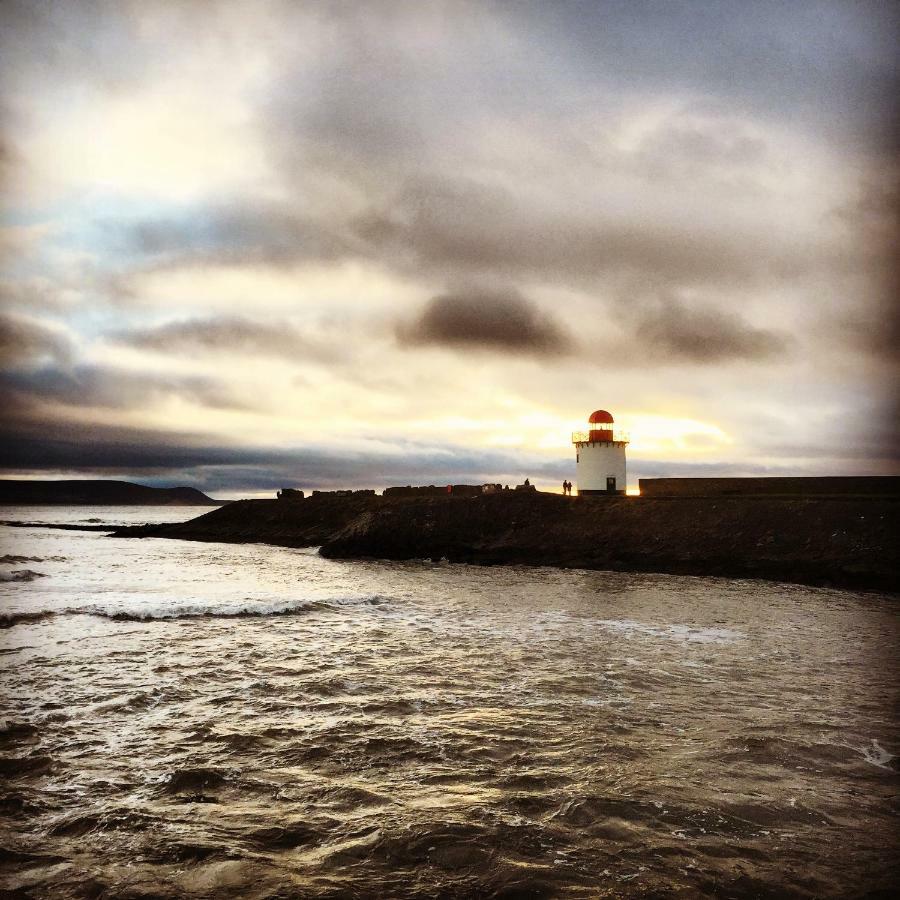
[{"xmin": 0, "ymin": 479, "xmax": 222, "ymax": 506}]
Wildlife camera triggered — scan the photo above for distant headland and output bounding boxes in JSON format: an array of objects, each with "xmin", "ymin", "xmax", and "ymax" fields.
[{"xmin": 0, "ymin": 479, "xmax": 222, "ymax": 506}]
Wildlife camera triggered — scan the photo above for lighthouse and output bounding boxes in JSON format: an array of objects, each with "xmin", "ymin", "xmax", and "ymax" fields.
[{"xmin": 572, "ymin": 410, "xmax": 628, "ymax": 495}]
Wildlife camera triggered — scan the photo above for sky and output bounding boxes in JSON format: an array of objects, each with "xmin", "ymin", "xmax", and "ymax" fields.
[{"xmin": 1, "ymin": 0, "xmax": 897, "ymax": 498}]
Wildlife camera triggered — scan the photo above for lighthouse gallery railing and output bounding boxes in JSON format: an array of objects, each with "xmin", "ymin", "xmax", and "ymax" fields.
[{"xmin": 571, "ymin": 430, "xmax": 630, "ymax": 444}]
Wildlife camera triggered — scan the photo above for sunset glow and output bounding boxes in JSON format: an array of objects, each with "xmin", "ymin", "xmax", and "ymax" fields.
[{"xmin": 1, "ymin": 2, "xmax": 896, "ymax": 497}]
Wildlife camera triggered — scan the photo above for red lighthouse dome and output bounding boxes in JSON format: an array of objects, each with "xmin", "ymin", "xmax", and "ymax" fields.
[{"xmin": 588, "ymin": 410, "xmax": 614, "ymax": 441}]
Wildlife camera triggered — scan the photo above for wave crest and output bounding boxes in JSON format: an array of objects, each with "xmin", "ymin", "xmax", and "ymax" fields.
[
  {"xmin": 1, "ymin": 595, "xmax": 389, "ymax": 627},
  {"xmin": 0, "ymin": 569, "xmax": 47, "ymax": 583}
]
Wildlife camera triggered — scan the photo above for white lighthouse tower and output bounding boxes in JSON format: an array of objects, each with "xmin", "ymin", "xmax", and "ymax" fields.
[{"xmin": 572, "ymin": 409, "xmax": 628, "ymax": 495}]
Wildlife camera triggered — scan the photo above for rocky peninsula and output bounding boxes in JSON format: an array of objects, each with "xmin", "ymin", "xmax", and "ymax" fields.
[{"xmin": 111, "ymin": 491, "xmax": 899, "ymax": 592}]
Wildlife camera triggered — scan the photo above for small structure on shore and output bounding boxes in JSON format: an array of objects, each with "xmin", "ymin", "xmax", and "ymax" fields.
[
  {"xmin": 312, "ymin": 489, "xmax": 376, "ymax": 497},
  {"xmin": 277, "ymin": 488, "xmax": 304, "ymax": 500},
  {"xmin": 384, "ymin": 484, "xmax": 489, "ymax": 497},
  {"xmin": 572, "ymin": 409, "xmax": 628, "ymax": 495}
]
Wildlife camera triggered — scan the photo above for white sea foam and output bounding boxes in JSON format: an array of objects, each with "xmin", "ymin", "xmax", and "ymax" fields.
[
  {"xmin": 68, "ymin": 594, "xmax": 390, "ymax": 621},
  {"xmin": 594, "ymin": 619, "xmax": 743, "ymax": 643},
  {"xmin": 860, "ymin": 739, "xmax": 896, "ymax": 770},
  {"xmin": 0, "ymin": 594, "xmax": 392, "ymax": 627},
  {"xmin": 0, "ymin": 569, "xmax": 47, "ymax": 583}
]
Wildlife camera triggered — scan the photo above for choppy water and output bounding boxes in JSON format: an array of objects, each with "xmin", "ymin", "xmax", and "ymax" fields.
[{"xmin": 1, "ymin": 506, "xmax": 898, "ymax": 898}]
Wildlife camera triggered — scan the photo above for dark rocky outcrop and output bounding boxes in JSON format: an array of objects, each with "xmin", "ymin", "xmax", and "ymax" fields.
[
  {"xmin": 320, "ymin": 492, "xmax": 899, "ymax": 591},
  {"xmin": 0, "ymin": 479, "xmax": 221, "ymax": 506},
  {"xmin": 112, "ymin": 493, "xmax": 386, "ymax": 546},
  {"xmin": 110, "ymin": 491, "xmax": 899, "ymax": 591}
]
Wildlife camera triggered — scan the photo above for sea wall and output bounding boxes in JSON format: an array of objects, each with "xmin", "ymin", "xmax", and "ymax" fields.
[
  {"xmin": 117, "ymin": 491, "xmax": 900, "ymax": 591},
  {"xmin": 320, "ymin": 492, "xmax": 900, "ymax": 591},
  {"xmin": 639, "ymin": 476, "xmax": 900, "ymax": 498}
]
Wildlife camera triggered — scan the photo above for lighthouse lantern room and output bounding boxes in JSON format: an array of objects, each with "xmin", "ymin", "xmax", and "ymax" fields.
[{"xmin": 572, "ymin": 409, "xmax": 628, "ymax": 495}]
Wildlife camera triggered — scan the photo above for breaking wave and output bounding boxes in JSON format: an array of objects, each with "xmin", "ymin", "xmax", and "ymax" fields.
[
  {"xmin": 77, "ymin": 594, "xmax": 389, "ymax": 621},
  {"xmin": 0, "ymin": 554, "xmax": 66, "ymax": 564},
  {"xmin": 0, "ymin": 594, "xmax": 390, "ymax": 627},
  {"xmin": 0, "ymin": 610, "xmax": 57, "ymax": 629},
  {"xmin": 0, "ymin": 569, "xmax": 47, "ymax": 583}
]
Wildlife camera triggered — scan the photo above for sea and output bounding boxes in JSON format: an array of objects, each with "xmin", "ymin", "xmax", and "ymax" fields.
[{"xmin": 1, "ymin": 506, "xmax": 897, "ymax": 899}]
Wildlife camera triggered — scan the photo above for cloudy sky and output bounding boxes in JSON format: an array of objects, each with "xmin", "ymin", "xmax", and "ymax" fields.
[{"xmin": 1, "ymin": 0, "xmax": 897, "ymax": 497}]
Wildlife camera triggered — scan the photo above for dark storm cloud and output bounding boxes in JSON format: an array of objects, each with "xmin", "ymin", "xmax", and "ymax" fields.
[
  {"xmin": 0, "ymin": 423, "xmax": 250, "ymax": 472},
  {"xmin": 0, "ymin": 313, "xmax": 72, "ymax": 367},
  {"xmin": 0, "ymin": 417, "xmax": 552, "ymax": 493},
  {"xmin": 10, "ymin": 1, "xmax": 895, "ymax": 147},
  {"xmin": 841, "ymin": 307, "xmax": 900, "ymax": 367},
  {"xmin": 397, "ymin": 288, "xmax": 573, "ymax": 357},
  {"xmin": 0, "ymin": 1, "xmax": 134, "ymax": 74},
  {"xmin": 351, "ymin": 175, "xmax": 793, "ymax": 290},
  {"xmin": 110, "ymin": 173, "xmax": 804, "ymax": 296},
  {"xmin": 830, "ymin": 182, "xmax": 900, "ymax": 368},
  {"xmin": 517, "ymin": 1, "xmax": 900, "ymax": 156},
  {"xmin": 264, "ymin": 1, "xmax": 899, "ymax": 167},
  {"xmin": 632, "ymin": 298, "xmax": 791, "ymax": 363},
  {"xmin": 1, "ymin": 364, "xmax": 247, "ymax": 412},
  {"xmin": 246, "ymin": 1, "xmax": 897, "ymax": 285},
  {"xmin": 46, "ymin": 1, "xmax": 895, "ymax": 350},
  {"xmin": 87, "ymin": 4, "xmax": 832, "ymax": 302},
  {"xmin": 117, "ymin": 316, "xmax": 339, "ymax": 363}
]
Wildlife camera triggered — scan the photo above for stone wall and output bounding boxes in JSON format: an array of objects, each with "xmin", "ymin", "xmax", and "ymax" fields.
[{"xmin": 638, "ymin": 476, "xmax": 900, "ymax": 497}]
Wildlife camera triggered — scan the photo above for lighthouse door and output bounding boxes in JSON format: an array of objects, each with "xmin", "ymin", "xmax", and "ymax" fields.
[{"xmin": 606, "ymin": 477, "xmax": 617, "ymax": 494}]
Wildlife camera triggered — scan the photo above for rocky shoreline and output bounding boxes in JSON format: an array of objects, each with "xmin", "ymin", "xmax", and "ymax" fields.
[{"xmin": 107, "ymin": 491, "xmax": 900, "ymax": 592}]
